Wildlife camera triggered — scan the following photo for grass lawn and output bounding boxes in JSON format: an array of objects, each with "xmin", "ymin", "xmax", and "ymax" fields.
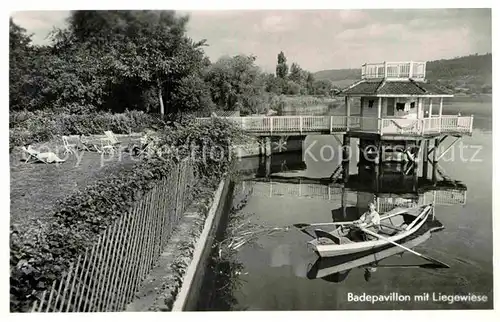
[{"xmin": 10, "ymin": 135, "xmax": 143, "ymax": 230}]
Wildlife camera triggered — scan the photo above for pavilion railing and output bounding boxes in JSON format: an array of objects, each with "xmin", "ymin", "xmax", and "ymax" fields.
[
  {"xmin": 195, "ymin": 115, "xmax": 473, "ymax": 136},
  {"xmin": 361, "ymin": 61, "xmax": 427, "ymax": 80}
]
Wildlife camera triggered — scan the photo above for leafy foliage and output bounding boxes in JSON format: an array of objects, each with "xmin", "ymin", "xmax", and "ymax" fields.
[
  {"xmin": 426, "ymin": 53, "xmax": 492, "ymax": 94},
  {"xmin": 311, "ymin": 79, "xmax": 335, "ymax": 96},
  {"xmin": 10, "ymin": 11, "xmax": 213, "ymax": 114},
  {"xmin": 289, "ymin": 62, "xmax": 304, "ymax": 84},
  {"xmin": 205, "ymin": 55, "xmax": 267, "ymax": 115},
  {"xmin": 276, "ymin": 51, "xmax": 288, "ymax": 79},
  {"xmin": 265, "ymin": 54, "xmax": 328, "ymax": 96},
  {"xmin": 9, "ymin": 110, "xmax": 164, "ymax": 150},
  {"xmin": 9, "ymin": 19, "xmax": 36, "ymax": 111}
]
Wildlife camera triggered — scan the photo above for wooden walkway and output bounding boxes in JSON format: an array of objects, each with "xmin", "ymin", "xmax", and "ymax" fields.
[{"xmin": 195, "ymin": 115, "xmax": 473, "ymax": 137}]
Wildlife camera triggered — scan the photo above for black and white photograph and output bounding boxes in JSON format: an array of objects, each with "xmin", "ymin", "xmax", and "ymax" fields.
[{"xmin": 7, "ymin": 3, "xmax": 495, "ymax": 314}]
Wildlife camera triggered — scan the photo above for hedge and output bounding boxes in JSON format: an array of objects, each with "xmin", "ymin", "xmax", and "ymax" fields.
[
  {"xmin": 9, "ymin": 117, "xmax": 246, "ymax": 312},
  {"xmin": 9, "ymin": 110, "xmax": 166, "ymax": 150}
]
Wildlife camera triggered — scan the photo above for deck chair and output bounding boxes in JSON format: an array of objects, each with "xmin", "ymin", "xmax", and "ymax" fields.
[
  {"xmin": 100, "ymin": 131, "xmax": 121, "ymax": 154},
  {"xmin": 21, "ymin": 146, "xmax": 65, "ymax": 164},
  {"xmin": 99, "ymin": 139, "xmax": 115, "ymax": 154},
  {"xmin": 137, "ymin": 131, "xmax": 159, "ymax": 156},
  {"xmin": 104, "ymin": 131, "xmax": 121, "ymax": 146},
  {"xmin": 77, "ymin": 135, "xmax": 102, "ymax": 152},
  {"xmin": 62, "ymin": 136, "xmax": 76, "ymax": 155},
  {"xmin": 22, "ymin": 146, "xmax": 47, "ymax": 164}
]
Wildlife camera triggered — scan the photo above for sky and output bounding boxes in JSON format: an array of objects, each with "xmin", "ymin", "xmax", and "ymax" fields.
[{"xmin": 10, "ymin": 9, "xmax": 492, "ymax": 72}]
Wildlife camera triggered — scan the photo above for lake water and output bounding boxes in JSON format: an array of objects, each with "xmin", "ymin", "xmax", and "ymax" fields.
[{"xmin": 197, "ymin": 98, "xmax": 493, "ymax": 310}]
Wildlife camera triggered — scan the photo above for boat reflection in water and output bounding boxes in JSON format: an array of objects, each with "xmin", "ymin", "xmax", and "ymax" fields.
[{"xmin": 306, "ymin": 218, "xmax": 446, "ymax": 283}]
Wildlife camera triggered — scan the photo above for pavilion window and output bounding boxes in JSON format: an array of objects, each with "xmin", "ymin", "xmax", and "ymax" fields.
[{"xmin": 396, "ymin": 103, "xmax": 405, "ymax": 111}]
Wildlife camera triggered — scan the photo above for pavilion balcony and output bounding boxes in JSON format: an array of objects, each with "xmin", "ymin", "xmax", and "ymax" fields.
[
  {"xmin": 361, "ymin": 61, "xmax": 427, "ymax": 81},
  {"xmin": 194, "ymin": 115, "xmax": 474, "ymax": 137}
]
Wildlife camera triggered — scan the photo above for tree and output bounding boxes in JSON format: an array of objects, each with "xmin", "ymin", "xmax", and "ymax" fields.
[
  {"xmin": 28, "ymin": 44, "xmax": 112, "ymax": 113},
  {"xmin": 312, "ymin": 79, "xmax": 334, "ymax": 96},
  {"xmin": 305, "ymin": 72, "xmax": 315, "ymax": 95},
  {"xmin": 205, "ymin": 55, "xmax": 266, "ymax": 114},
  {"xmin": 10, "ymin": 10, "xmax": 217, "ymax": 115},
  {"xmin": 285, "ymin": 80, "xmax": 301, "ymax": 95},
  {"xmin": 264, "ymin": 73, "xmax": 286, "ymax": 95},
  {"xmin": 289, "ymin": 63, "xmax": 304, "ymax": 84},
  {"xmin": 9, "ymin": 18, "xmax": 35, "ymax": 111},
  {"xmin": 276, "ymin": 51, "xmax": 288, "ymax": 79},
  {"xmin": 47, "ymin": 10, "xmax": 211, "ymax": 115}
]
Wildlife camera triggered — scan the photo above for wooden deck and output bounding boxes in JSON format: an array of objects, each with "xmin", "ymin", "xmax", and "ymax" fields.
[{"xmin": 195, "ymin": 115, "xmax": 473, "ymax": 137}]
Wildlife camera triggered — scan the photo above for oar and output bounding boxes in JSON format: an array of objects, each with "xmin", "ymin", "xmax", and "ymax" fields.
[
  {"xmin": 358, "ymin": 227, "xmax": 450, "ymax": 268},
  {"xmin": 293, "ymin": 221, "xmax": 355, "ymax": 229},
  {"xmin": 294, "ymin": 206, "xmax": 413, "ymax": 230},
  {"xmin": 374, "ymin": 263, "xmax": 447, "ymax": 269}
]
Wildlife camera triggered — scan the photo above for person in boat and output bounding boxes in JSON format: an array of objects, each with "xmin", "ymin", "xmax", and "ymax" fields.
[{"xmin": 354, "ymin": 202, "xmax": 381, "ymax": 233}]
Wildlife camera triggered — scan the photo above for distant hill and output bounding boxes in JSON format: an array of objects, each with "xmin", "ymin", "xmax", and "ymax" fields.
[
  {"xmin": 314, "ymin": 53, "xmax": 492, "ymax": 94},
  {"xmin": 426, "ymin": 54, "xmax": 491, "ymax": 94},
  {"xmin": 313, "ymin": 68, "xmax": 360, "ymax": 88}
]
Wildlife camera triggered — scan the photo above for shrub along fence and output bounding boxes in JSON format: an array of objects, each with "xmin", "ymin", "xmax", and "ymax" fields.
[
  {"xmin": 9, "ymin": 110, "xmax": 166, "ymax": 150},
  {"xmin": 29, "ymin": 160, "xmax": 195, "ymax": 312},
  {"xmin": 10, "ymin": 117, "xmax": 245, "ymax": 312}
]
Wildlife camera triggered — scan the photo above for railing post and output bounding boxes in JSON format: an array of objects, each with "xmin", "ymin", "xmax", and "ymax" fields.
[
  {"xmin": 409, "ymin": 61, "xmax": 414, "ymax": 79},
  {"xmin": 330, "ymin": 116, "xmax": 333, "ymax": 133},
  {"xmin": 270, "ymin": 117, "xmax": 273, "ymax": 134},
  {"xmin": 377, "ymin": 97, "xmax": 382, "ymax": 133},
  {"xmin": 384, "ymin": 61, "xmax": 387, "ymax": 78},
  {"xmin": 469, "ymin": 114, "xmax": 474, "ymax": 134},
  {"xmin": 299, "ymin": 116, "xmax": 303, "ymax": 134}
]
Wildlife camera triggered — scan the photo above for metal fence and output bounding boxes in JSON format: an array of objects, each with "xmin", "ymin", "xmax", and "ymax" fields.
[{"xmin": 30, "ymin": 160, "xmax": 195, "ymax": 312}]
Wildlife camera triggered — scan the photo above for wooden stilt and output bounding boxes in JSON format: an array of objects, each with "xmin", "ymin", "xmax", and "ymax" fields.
[
  {"xmin": 413, "ymin": 141, "xmax": 420, "ymax": 189},
  {"xmin": 265, "ymin": 137, "xmax": 271, "ymax": 156},
  {"xmin": 265, "ymin": 154, "xmax": 271, "ymax": 177},
  {"xmin": 432, "ymin": 137, "xmax": 439, "ymax": 183},
  {"xmin": 422, "ymin": 140, "xmax": 429, "ymax": 180},
  {"xmin": 341, "ymin": 186, "xmax": 347, "ymax": 219},
  {"xmin": 342, "ymin": 135, "xmax": 350, "ymax": 183},
  {"xmin": 377, "ymin": 140, "xmax": 383, "ymax": 175},
  {"xmin": 374, "ymin": 158, "xmax": 380, "ymax": 192}
]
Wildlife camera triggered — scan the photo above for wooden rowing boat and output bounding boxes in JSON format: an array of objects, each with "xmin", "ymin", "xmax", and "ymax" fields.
[
  {"xmin": 307, "ymin": 204, "xmax": 433, "ymax": 258},
  {"xmin": 307, "ymin": 217, "xmax": 444, "ymax": 280}
]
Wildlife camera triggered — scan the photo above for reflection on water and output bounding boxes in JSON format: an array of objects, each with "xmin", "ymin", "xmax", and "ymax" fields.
[{"xmin": 197, "ymin": 100, "xmax": 493, "ymax": 310}]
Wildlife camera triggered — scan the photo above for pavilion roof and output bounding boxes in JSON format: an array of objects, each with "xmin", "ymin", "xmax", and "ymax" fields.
[{"xmin": 340, "ymin": 79, "xmax": 453, "ymax": 97}]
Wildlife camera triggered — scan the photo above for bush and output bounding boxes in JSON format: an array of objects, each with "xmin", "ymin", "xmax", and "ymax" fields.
[
  {"xmin": 285, "ymin": 80, "xmax": 301, "ymax": 95},
  {"xmin": 9, "ymin": 117, "xmax": 246, "ymax": 312},
  {"xmin": 9, "ymin": 110, "xmax": 165, "ymax": 149}
]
